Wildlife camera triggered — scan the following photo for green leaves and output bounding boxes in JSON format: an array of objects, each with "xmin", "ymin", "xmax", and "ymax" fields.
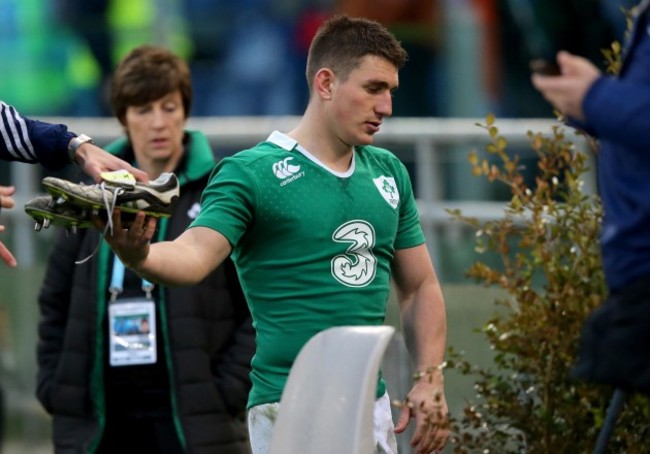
[{"xmin": 447, "ymin": 115, "xmax": 649, "ymax": 452}]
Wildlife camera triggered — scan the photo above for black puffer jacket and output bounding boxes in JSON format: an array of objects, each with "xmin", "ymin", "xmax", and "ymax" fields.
[{"xmin": 36, "ymin": 132, "xmax": 255, "ymax": 454}]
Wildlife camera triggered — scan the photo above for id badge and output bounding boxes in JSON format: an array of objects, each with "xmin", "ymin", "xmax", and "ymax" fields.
[{"xmin": 108, "ymin": 298, "xmax": 156, "ymax": 366}]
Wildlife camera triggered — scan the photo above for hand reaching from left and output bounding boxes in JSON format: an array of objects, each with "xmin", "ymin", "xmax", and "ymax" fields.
[
  {"xmin": 0, "ymin": 185, "xmax": 17, "ymax": 267},
  {"xmin": 75, "ymin": 142, "xmax": 149, "ymax": 183}
]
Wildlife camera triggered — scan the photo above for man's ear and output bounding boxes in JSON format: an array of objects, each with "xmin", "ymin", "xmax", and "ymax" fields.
[{"xmin": 314, "ymin": 68, "xmax": 335, "ymax": 100}]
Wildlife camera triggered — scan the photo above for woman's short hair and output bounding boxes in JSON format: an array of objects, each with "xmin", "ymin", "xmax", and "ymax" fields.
[{"xmin": 111, "ymin": 45, "xmax": 192, "ymax": 125}]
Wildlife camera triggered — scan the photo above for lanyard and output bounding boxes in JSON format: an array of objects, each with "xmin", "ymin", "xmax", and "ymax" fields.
[
  {"xmin": 104, "ymin": 216, "xmax": 168, "ymax": 302},
  {"xmin": 109, "ymin": 258, "xmax": 154, "ymax": 301}
]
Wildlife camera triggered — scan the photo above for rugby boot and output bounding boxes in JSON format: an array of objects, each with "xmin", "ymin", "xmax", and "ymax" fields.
[
  {"xmin": 24, "ymin": 195, "xmax": 94, "ymax": 234},
  {"xmin": 41, "ymin": 170, "xmax": 179, "ymax": 218}
]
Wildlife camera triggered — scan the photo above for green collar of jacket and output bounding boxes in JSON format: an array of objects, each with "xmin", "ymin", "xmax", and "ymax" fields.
[{"xmin": 104, "ymin": 130, "xmax": 216, "ymax": 186}]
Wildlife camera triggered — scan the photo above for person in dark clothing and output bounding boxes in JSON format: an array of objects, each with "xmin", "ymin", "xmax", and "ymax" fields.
[
  {"xmin": 0, "ymin": 100, "xmax": 146, "ymax": 178},
  {"xmin": 532, "ymin": 0, "xmax": 650, "ymax": 394},
  {"xmin": 0, "ymin": 100, "xmax": 147, "ymax": 267},
  {"xmin": 36, "ymin": 45, "xmax": 255, "ymax": 453}
]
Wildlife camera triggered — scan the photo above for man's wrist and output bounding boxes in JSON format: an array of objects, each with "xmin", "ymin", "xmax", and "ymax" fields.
[
  {"xmin": 413, "ymin": 361, "xmax": 446, "ymax": 382},
  {"xmin": 67, "ymin": 134, "xmax": 95, "ymax": 164}
]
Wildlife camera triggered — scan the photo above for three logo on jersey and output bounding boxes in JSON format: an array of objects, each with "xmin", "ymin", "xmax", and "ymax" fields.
[{"xmin": 270, "ymin": 157, "xmax": 400, "ymax": 209}]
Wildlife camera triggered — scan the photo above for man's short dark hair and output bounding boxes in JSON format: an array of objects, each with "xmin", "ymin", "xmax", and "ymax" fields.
[{"xmin": 306, "ymin": 14, "xmax": 408, "ymax": 92}]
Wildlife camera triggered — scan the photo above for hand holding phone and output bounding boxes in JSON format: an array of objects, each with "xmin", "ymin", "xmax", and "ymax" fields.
[{"xmin": 529, "ymin": 59, "xmax": 561, "ymax": 76}]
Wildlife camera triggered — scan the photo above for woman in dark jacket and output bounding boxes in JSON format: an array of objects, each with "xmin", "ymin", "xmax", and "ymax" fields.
[{"xmin": 36, "ymin": 45, "xmax": 254, "ymax": 454}]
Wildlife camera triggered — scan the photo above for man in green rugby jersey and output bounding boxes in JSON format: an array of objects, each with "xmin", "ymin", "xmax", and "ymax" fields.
[{"xmin": 101, "ymin": 14, "xmax": 449, "ymax": 454}]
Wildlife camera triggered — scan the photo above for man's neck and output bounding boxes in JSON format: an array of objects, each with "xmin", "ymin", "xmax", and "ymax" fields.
[{"xmin": 288, "ymin": 110, "xmax": 354, "ymax": 173}]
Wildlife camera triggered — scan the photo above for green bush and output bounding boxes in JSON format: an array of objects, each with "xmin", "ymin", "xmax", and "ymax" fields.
[{"xmin": 446, "ymin": 115, "xmax": 650, "ymax": 453}]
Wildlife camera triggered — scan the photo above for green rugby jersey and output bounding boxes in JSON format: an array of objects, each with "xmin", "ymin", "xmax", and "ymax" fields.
[{"xmin": 191, "ymin": 131, "xmax": 425, "ymax": 407}]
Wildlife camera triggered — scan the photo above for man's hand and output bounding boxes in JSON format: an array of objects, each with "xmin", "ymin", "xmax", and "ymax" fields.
[
  {"xmin": 0, "ymin": 185, "xmax": 17, "ymax": 267},
  {"xmin": 75, "ymin": 142, "xmax": 149, "ymax": 183},
  {"xmin": 96, "ymin": 209, "xmax": 157, "ymax": 270},
  {"xmin": 531, "ymin": 50, "xmax": 601, "ymax": 121},
  {"xmin": 395, "ymin": 368, "xmax": 449, "ymax": 454}
]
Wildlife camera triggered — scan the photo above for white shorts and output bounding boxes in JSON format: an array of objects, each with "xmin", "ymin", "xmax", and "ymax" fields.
[{"xmin": 247, "ymin": 392, "xmax": 398, "ymax": 454}]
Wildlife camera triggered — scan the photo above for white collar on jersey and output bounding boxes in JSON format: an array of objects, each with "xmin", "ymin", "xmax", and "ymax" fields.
[
  {"xmin": 266, "ymin": 130, "xmax": 356, "ymax": 178},
  {"xmin": 267, "ymin": 130, "xmax": 297, "ymax": 151}
]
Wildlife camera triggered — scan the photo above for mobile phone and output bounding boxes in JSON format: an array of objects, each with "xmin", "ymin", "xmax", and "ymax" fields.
[{"xmin": 529, "ymin": 59, "xmax": 561, "ymax": 76}]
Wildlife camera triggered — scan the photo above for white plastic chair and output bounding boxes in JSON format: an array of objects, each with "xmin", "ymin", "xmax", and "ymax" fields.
[{"xmin": 269, "ymin": 325, "xmax": 396, "ymax": 454}]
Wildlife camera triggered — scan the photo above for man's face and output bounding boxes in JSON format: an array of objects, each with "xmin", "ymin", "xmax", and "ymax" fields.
[{"xmin": 328, "ymin": 55, "xmax": 398, "ymax": 146}]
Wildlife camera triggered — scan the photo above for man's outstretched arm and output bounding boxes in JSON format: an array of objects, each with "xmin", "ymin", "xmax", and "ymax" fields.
[{"xmin": 101, "ymin": 210, "xmax": 231, "ymax": 286}]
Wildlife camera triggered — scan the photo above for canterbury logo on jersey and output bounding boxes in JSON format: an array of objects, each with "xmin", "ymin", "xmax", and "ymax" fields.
[{"xmin": 272, "ymin": 157, "xmax": 305, "ymax": 186}]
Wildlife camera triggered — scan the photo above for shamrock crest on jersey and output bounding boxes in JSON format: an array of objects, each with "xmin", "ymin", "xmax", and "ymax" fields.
[{"xmin": 373, "ymin": 176, "xmax": 399, "ymax": 209}]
